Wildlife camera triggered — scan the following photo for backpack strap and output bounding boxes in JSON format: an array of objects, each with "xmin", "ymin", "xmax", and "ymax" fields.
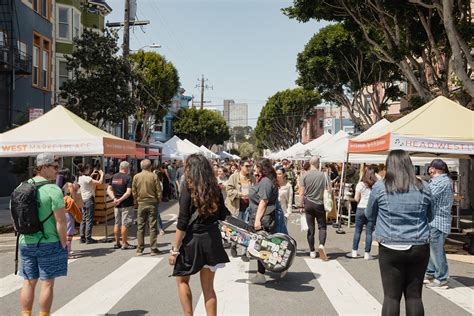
[
  {"xmin": 14, "ymin": 233, "xmax": 19, "ymax": 275},
  {"xmin": 31, "ymin": 178, "xmax": 54, "ymax": 245}
]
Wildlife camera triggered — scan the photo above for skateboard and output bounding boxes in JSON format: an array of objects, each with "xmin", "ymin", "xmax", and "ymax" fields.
[{"xmin": 219, "ymin": 216, "xmax": 297, "ymax": 273}]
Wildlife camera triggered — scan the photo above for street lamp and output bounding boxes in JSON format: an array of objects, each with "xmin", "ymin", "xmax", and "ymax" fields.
[{"xmin": 133, "ymin": 43, "xmax": 161, "ymax": 51}]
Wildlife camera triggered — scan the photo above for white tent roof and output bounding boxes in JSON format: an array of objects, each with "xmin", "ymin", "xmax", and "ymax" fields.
[
  {"xmin": 199, "ymin": 145, "xmax": 219, "ymax": 159},
  {"xmin": 218, "ymin": 151, "xmax": 234, "ymax": 159},
  {"xmin": 150, "ymin": 141, "xmax": 184, "ymax": 160},
  {"xmin": 294, "ymin": 133, "xmax": 333, "ymax": 158},
  {"xmin": 311, "ymin": 131, "xmax": 348, "ymax": 156},
  {"xmin": 232, "ymin": 154, "xmax": 241, "ymax": 160},
  {"xmin": 279, "ymin": 142, "xmax": 305, "ymax": 159},
  {"xmin": 0, "ymin": 105, "xmax": 135, "ymax": 157},
  {"xmin": 165, "ymin": 136, "xmax": 202, "ymax": 156}
]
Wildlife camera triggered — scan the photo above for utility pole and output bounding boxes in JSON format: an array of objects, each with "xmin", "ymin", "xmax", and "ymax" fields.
[
  {"xmin": 339, "ymin": 105, "xmax": 343, "ymax": 132},
  {"xmin": 122, "ymin": 0, "xmax": 130, "ymax": 139},
  {"xmin": 194, "ymin": 74, "xmax": 212, "ymax": 109}
]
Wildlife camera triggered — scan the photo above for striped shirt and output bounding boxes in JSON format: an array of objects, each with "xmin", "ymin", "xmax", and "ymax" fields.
[{"xmin": 428, "ymin": 174, "xmax": 453, "ymax": 234}]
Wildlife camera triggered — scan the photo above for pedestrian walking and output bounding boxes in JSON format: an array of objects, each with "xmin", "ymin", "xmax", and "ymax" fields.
[
  {"xmin": 132, "ymin": 159, "xmax": 162, "ymax": 255},
  {"xmin": 16, "ymin": 153, "xmax": 68, "ymax": 316},
  {"xmin": 348, "ymin": 165, "xmax": 378, "ymax": 259},
  {"xmin": 365, "ymin": 149, "xmax": 433, "ymax": 316},
  {"xmin": 169, "ymin": 154, "xmax": 230, "ymax": 316},
  {"xmin": 216, "ymin": 166, "xmax": 228, "ymax": 200},
  {"xmin": 298, "ymin": 156, "xmax": 328, "ymax": 261},
  {"xmin": 424, "ymin": 159, "xmax": 453, "ymax": 288},
  {"xmin": 107, "ymin": 161, "xmax": 136, "ymax": 250},
  {"xmin": 247, "ymin": 158, "xmax": 279, "ymax": 284},
  {"xmin": 276, "ymin": 166, "xmax": 293, "ymax": 217},
  {"xmin": 77, "ymin": 163, "xmax": 104, "ymax": 244}
]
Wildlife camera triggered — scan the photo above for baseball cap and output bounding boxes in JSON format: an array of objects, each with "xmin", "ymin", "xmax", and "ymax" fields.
[{"xmin": 35, "ymin": 153, "xmax": 58, "ymax": 167}]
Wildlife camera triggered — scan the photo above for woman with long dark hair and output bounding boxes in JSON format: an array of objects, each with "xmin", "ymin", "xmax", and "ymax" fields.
[
  {"xmin": 349, "ymin": 165, "xmax": 378, "ymax": 259},
  {"xmin": 365, "ymin": 150, "xmax": 433, "ymax": 316},
  {"xmin": 247, "ymin": 158, "xmax": 279, "ymax": 284},
  {"xmin": 168, "ymin": 154, "xmax": 230, "ymax": 316}
]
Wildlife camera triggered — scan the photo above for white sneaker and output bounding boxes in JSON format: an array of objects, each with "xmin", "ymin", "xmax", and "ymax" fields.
[
  {"xmin": 364, "ymin": 252, "xmax": 373, "ymax": 260},
  {"xmin": 351, "ymin": 250, "xmax": 358, "ymax": 258},
  {"xmin": 318, "ymin": 245, "xmax": 328, "ymax": 261},
  {"xmin": 310, "ymin": 251, "xmax": 317, "ymax": 259}
]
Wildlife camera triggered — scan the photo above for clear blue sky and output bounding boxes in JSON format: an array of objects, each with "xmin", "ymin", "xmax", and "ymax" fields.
[{"xmin": 106, "ymin": 0, "xmax": 326, "ymax": 127}]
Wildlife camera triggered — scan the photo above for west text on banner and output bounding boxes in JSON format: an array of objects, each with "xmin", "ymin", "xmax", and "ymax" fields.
[{"xmin": 390, "ymin": 135, "xmax": 474, "ymax": 155}]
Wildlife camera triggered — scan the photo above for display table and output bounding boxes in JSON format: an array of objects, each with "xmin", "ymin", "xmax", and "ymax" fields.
[{"xmin": 94, "ymin": 184, "xmax": 115, "ymax": 223}]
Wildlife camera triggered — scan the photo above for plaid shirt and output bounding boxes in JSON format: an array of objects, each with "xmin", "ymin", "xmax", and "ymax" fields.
[{"xmin": 428, "ymin": 174, "xmax": 453, "ymax": 234}]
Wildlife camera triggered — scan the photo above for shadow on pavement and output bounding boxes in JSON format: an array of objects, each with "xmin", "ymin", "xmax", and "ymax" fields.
[
  {"xmin": 76, "ymin": 247, "xmax": 115, "ymax": 258},
  {"xmin": 451, "ymin": 276, "xmax": 474, "ymax": 287},
  {"xmin": 109, "ymin": 310, "xmax": 149, "ymax": 315}
]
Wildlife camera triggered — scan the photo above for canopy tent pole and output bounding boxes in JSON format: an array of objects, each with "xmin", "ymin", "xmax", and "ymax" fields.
[
  {"xmin": 334, "ymin": 152, "xmax": 349, "ymax": 234},
  {"xmin": 99, "ymin": 155, "xmax": 112, "ymax": 243}
]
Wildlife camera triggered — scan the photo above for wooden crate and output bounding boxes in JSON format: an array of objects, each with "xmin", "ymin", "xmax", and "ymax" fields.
[{"xmin": 94, "ymin": 184, "xmax": 115, "ymax": 223}]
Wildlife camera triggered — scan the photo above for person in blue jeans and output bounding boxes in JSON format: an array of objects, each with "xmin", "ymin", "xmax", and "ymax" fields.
[
  {"xmin": 349, "ymin": 165, "xmax": 378, "ymax": 259},
  {"xmin": 424, "ymin": 159, "xmax": 453, "ymax": 288}
]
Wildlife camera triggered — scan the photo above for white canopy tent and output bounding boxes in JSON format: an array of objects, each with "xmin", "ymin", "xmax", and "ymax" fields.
[
  {"xmin": 199, "ymin": 145, "xmax": 219, "ymax": 159},
  {"xmin": 165, "ymin": 136, "xmax": 202, "ymax": 157},
  {"xmin": 0, "ymin": 105, "xmax": 136, "ymax": 157},
  {"xmin": 232, "ymin": 154, "xmax": 241, "ymax": 160},
  {"xmin": 279, "ymin": 142, "xmax": 305, "ymax": 159},
  {"xmin": 217, "ymin": 151, "xmax": 234, "ymax": 159},
  {"xmin": 311, "ymin": 131, "xmax": 348, "ymax": 156},
  {"xmin": 294, "ymin": 133, "xmax": 333, "ymax": 159},
  {"xmin": 150, "ymin": 140, "xmax": 184, "ymax": 160}
]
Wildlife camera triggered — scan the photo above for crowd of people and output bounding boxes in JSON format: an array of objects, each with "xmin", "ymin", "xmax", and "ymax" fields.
[{"xmin": 14, "ymin": 149, "xmax": 455, "ymax": 316}]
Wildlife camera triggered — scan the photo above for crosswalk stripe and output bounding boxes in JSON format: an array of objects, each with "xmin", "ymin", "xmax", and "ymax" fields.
[
  {"xmin": 0, "ymin": 258, "xmax": 77, "ymax": 298},
  {"xmin": 305, "ymin": 259, "xmax": 382, "ymax": 315},
  {"xmin": 53, "ymin": 257, "xmax": 162, "ymax": 315},
  {"xmin": 427, "ymin": 279, "xmax": 474, "ymax": 314},
  {"xmin": 194, "ymin": 258, "xmax": 250, "ymax": 316}
]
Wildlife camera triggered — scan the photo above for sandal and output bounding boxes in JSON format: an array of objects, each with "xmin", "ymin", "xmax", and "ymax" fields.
[
  {"xmin": 122, "ymin": 244, "xmax": 137, "ymax": 250},
  {"xmin": 113, "ymin": 244, "xmax": 122, "ymax": 249}
]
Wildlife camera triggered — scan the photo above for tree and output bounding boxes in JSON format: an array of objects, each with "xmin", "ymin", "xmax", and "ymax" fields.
[
  {"xmin": 283, "ymin": 0, "xmax": 474, "ymax": 101},
  {"xmin": 173, "ymin": 108, "xmax": 230, "ymax": 147},
  {"xmin": 130, "ymin": 51, "xmax": 180, "ymax": 142},
  {"xmin": 254, "ymin": 88, "xmax": 321, "ymax": 151},
  {"xmin": 297, "ymin": 23, "xmax": 403, "ymax": 130},
  {"xmin": 60, "ymin": 29, "xmax": 137, "ymax": 127},
  {"xmin": 238, "ymin": 142, "xmax": 255, "ymax": 158}
]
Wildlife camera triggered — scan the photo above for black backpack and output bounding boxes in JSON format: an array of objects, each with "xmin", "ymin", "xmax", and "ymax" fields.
[{"xmin": 10, "ymin": 179, "xmax": 51, "ymax": 274}]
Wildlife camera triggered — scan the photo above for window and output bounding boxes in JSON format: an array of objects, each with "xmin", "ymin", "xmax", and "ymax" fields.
[
  {"xmin": 31, "ymin": 0, "xmax": 50, "ymax": 19},
  {"xmin": 0, "ymin": 30, "xmax": 6, "ymax": 46},
  {"xmin": 73, "ymin": 12, "xmax": 81, "ymax": 38},
  {"xmin": 58, "ymin": 60, "xmax": 69, "ymax": 89},
  {"xmin": 17, "ymin": 41, "xmax": 27, "ymax": 60},
  {"xmin": 58, "ymin": 7, "xmax": 69, "ymax": 39},
  {"xmin": 33, "ymin": 46, "xmax": 39, "ymax": 86},
  {"xmin": 32, "ymin": 33, "xmax": 50, "ymax": 90}
]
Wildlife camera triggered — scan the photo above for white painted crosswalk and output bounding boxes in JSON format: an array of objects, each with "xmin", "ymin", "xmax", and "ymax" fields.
[
  {"xmin": 0, "ymin": 258, "xmax": 77, "ymax": 298},
  {"xmin": 1, "ymin": 253, "xmax": 472, "ymax": 316},
  {"xmin": 53, "ymin": 257, "xmax": 162, "ymax": 315},
  {"xmin": 305, "ymin": 258, "xmax": 382, "ymax": 315},
  {"xmin": 194, "ymin": 258, "xmax": 250, "ymax": 316}
]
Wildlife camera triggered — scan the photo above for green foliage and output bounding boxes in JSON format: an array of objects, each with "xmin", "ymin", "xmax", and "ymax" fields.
[
  {"xmin": 255, "ymin": 88, "xmax": 320, "ymax": 151},
  {"xmin": 230, "ymin": 126, "xmax": 253, "ymax": 143},
  {"xmin": 228, "ymin": 148, "xmax": 240, "ymax": 156},
  {"xmin": 296, "ymin": 22, "xmax": 402, "ymax": 128},
  {"xmin": 60, "ymin": 29, "xmax": 137, "ymax": 127},
  {"xmin": 130, "ymin": 51, "xmax": 180, "ymax": 121},
  {"xmin": 238, "ymin": 142, "xmax": 255, "ymax": 158},
  {"xmin": 173, "ymin": 108, "xmax": 230, "ymax": 147}
]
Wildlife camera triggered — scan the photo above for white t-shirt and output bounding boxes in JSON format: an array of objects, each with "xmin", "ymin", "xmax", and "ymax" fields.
[
  {"xmin": 78, "ymin": 175, "xmax": 95, "ymax": 200},
  {"xmin": 355, "ymin": 181, "xmax": 371, "ymax": 208}
]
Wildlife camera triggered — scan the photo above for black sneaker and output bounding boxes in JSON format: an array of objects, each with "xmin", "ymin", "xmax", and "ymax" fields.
[
  {"xmin": 150, "ymin": 249, "xmax": 162, "ymax": 256},
  {"xmin": 86, "ymin": 238, "xmax": 99, "ymax": 244},
  {"xmin": 241, "ymin": 255, "xmax": 250, "ymax": 262},
  {"xmin": 230, "ymin": 245, "xmax": 238, "ymax": 258},
  {"xmin": 80, "ymin": 238, "xmax": 86, "ymax": 244}
]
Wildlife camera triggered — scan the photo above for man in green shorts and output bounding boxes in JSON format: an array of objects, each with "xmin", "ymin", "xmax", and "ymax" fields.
[{"xmin": 18, "ymin": 153, "xmax": 68, "ymax": 316}]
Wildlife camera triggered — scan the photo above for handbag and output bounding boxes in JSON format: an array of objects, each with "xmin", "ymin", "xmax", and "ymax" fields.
[
  {"xmin": 272, "ymin": 201, "xmax": 288, "ymax": 234},
  {"xmin": 300, "ymin": 213, "xmax": 308, "ymax": 232},
  {"xmin": 323, "ymin": 175, "xmax": 333, "ymax": 213},
  {"xmin": 67, "ymin": 183, "xmax": 84, "ymax": 209},
  {"xmin": 64, "ymin": 195, "xmax": 83, "ymax": 223}
]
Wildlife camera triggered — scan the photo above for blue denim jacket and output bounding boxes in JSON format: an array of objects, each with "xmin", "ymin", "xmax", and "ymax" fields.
[{"xmin": 365, "ymin": 180, "xmax": 433, "ymax": 245}]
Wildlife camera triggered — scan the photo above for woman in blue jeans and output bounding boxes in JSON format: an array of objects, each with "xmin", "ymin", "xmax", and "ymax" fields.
[
  {"xmin": 349, "ymin": 166, "xmax": 378, "ymax": 259},
  {"xmin": 365, "ymin": 150, "xmax": 432, "ymax": 316}
]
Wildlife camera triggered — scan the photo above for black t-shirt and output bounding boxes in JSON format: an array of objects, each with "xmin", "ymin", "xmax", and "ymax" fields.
[
  {"xmin": 176, "ymin": 167, "xmax": 184, "ymax": 183},
  {"xmin": 111, "ymin": 172, "xmax": 133, "ymax": 207},
  {"xmin": 249, "ymin": 177, "xmax": 278, "ymax": 216}
]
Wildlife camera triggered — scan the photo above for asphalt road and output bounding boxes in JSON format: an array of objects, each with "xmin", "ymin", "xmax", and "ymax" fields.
[{"xmin": 0, "ymin": 201, "xmax": 472, "ymax": 316}]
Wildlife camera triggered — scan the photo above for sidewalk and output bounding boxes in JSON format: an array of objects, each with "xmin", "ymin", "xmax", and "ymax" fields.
[{"xmin": 0, "ymin": 197, "xmax": 11, "ymax": 230}]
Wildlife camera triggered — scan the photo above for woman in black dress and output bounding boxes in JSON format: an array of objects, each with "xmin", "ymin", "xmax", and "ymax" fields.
[
  {"xmin": 168, "ymin": 154, "xmax": 230, "ymax": 316},
  {"xmin": 248, "ymin": 158, "xmax": 279, "ymax": 284}
]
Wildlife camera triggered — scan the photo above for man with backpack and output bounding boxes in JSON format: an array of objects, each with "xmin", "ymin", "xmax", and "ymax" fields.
[{"xmin": 11, "ymin": 153, "xmax": 68, "ymax": 316}]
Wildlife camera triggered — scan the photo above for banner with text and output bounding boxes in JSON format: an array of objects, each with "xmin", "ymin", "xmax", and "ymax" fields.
[{"xmin": 390, "ymin": 134, "xmax": 474, "ymax": 155}]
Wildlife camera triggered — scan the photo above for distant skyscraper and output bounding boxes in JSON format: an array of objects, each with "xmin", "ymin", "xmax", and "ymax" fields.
[{"xmin": 223, "ymin": 99, "xmax": 248, "ymax": 128}]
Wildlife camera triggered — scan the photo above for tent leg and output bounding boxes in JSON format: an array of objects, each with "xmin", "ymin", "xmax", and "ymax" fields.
[
  {"xmin": 334, "ymin": 153, "xmax": 349, "ymax": 234},
  {"xmin": 100, "ymin": 155, "xmax": 112, "ymax": 243}
]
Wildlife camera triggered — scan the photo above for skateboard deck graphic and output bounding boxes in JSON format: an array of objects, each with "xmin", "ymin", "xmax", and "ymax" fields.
[{"xmin": 219, "ymin": 216, "xmax": 297, "ymax": 272}]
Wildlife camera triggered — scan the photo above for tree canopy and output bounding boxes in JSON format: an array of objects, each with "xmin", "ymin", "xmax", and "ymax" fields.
[
  {"xmin": 284, "ymin": 0, "xmax": 474, "ymax": 103},
  {"xmin": 130, "ymin": 51, "xmax": 180, "ymax": 142},
  {"xmin": 255, "ymin": 88, "xmax": 321, "ymax": 151},
  {"xmin": 297, "ymin": 23, "xmax": 403, "ymax": 130},
  {"xmin": 173, "ymin": 108, "xmax": 230, "ymax": 147},
  {"xmin": 60, "ymin": 29, "xmax": 136, "ymax": 127}
]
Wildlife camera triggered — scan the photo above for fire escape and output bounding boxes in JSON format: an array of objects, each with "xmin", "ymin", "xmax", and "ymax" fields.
[{"xmin": 0, "ymin": 0, "xmax": 32, "ymax": 129}]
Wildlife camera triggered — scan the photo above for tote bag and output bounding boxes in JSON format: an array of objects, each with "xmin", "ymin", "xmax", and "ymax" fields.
[{"xmin": 323, "ymin": 175, "xmax": 333, "ymax": 213}]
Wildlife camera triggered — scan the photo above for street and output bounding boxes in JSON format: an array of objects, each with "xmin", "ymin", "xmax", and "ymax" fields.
[{"xmin": 0, "ymin": 201, "xmax": 472, "ymax": 316}]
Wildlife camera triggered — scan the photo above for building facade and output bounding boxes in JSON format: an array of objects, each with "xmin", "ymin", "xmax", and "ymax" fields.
[
  {"xmin": 149, "ymin": 88, "xmax": 192, "ymax": 143},
  {"xmin": 301, "ymin": 108, "xmax": 325, "ymax": 143},
  {"xmin": 223, "ymin": 99, "xmax": 248, "ymax": 128}
]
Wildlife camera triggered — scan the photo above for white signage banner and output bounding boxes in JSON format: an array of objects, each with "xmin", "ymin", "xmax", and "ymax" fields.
[
  {"xmin": 390, "ymin": 134, "xmax": 474, "ymax": 155},
  {"xmin": 0, "ymin": 139, "xmax": 103, "ymax": 157}
]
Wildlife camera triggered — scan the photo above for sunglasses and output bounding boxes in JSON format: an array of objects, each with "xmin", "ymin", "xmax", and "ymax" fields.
[
  {"xmin": 46, "ymin": 164, "xmax": 59, "ymax": 170},
  {"xmin": 243, "ymin": 164, "xmax": 251, "ymax": 168}
]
